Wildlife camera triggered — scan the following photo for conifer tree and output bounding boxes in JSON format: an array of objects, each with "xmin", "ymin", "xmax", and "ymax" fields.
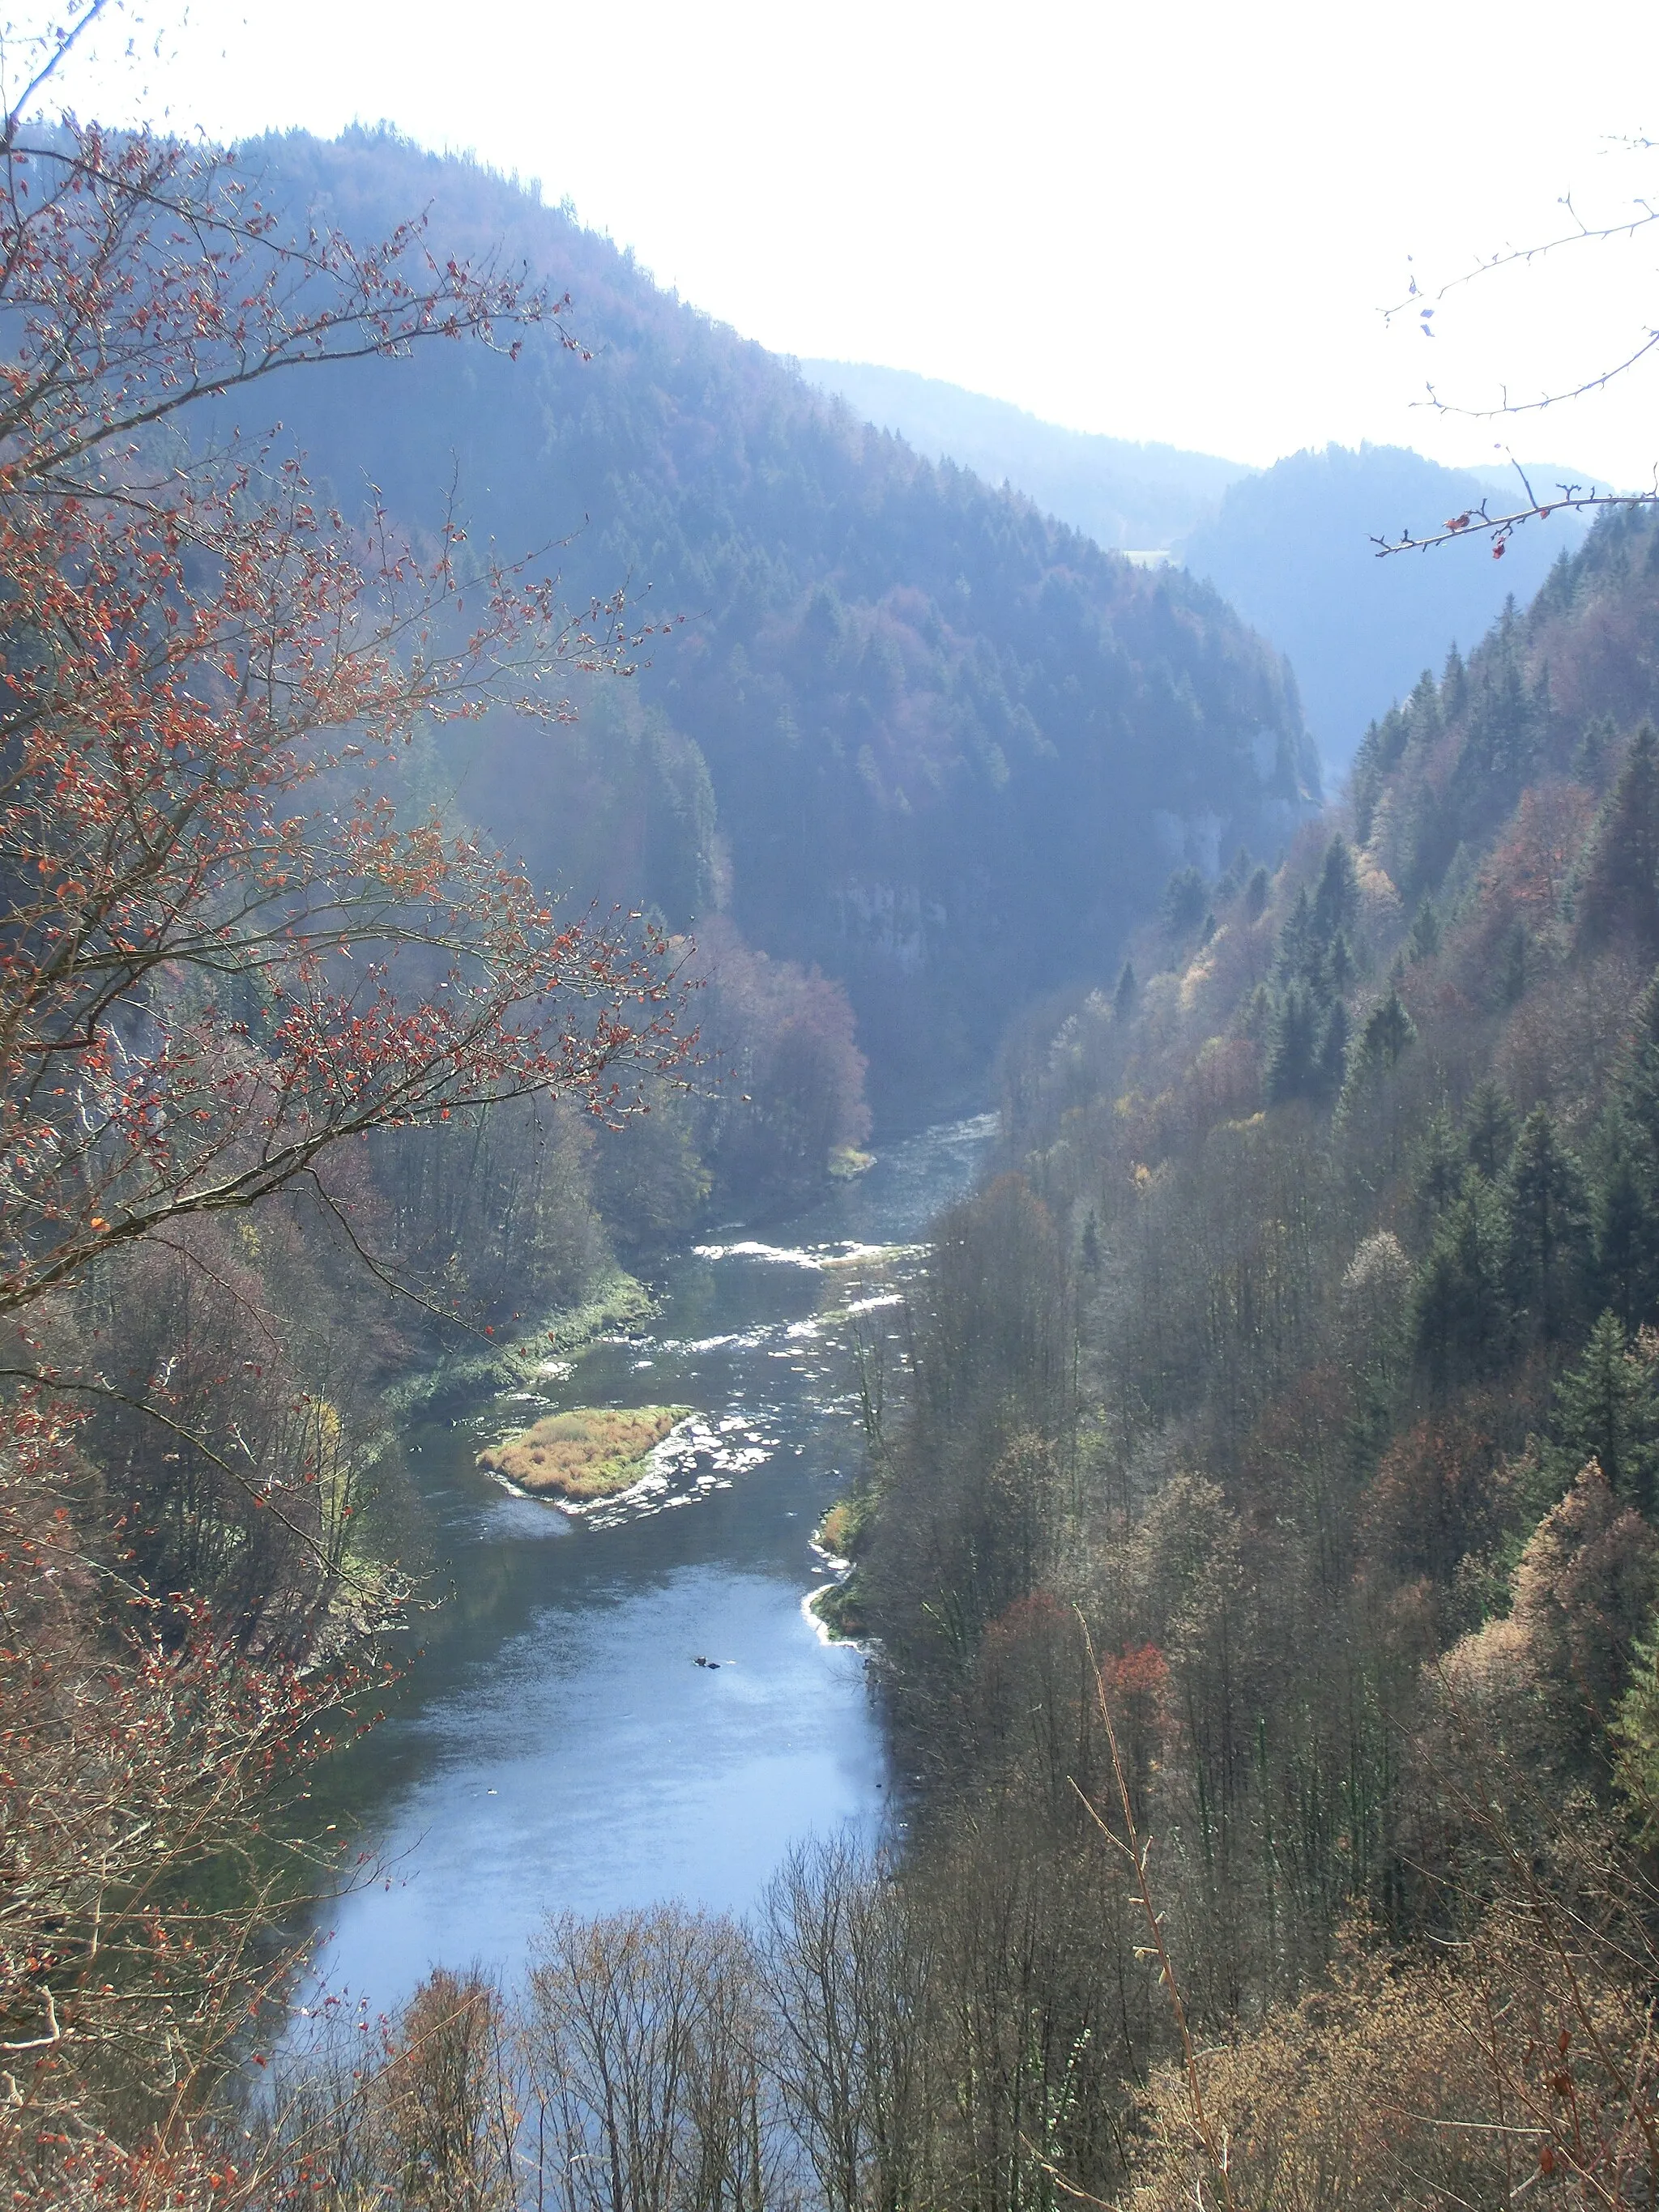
[
  {"xmin": 1593, "ymin": 1123, "xmax": 1657, "ymax": 1328},
  {"xmin": 1275, "ymin": 887, "xmax": 1316, "ymax": 988},
  {"xmin": 1407, "ymin": 667, "xmax": 1443, "ymax": 746},
  {"xmin": 1316, "ymin": 998, "xmax": 1350, "ymax": 1102},
  {"xmin": 1363, "ymin": 989, "xmax": 1416, "ymax": 1069},
  {"xmin": 1414, "ymin": 1108, "xmax": 1466, "ymax": 1225},
  {"xmin": 1216, "ymin": 846, "xmax": 1252, "ymax": 902},
  {"xmin": 1080, "ymin": 1211, "xmax": 1102, "ymax": 1275},
  {"xmin": 1465, "ymin": 1082, "xmax": 1519, "ymax": 1183},
  {"xmin": 1311, "ymin": 836, "xmax": 1359, "ymax": 945},
  {"xmin": 1266, "ymin": 984, "xmax": 1321, "ymax": 1105},
  {"xmin": 1407, "ymin": 897, "xmax": 1441, "ymax": 965},
  {"xmin": 1461, "ymin": 597, "xmax": 1537, "ymax": 787},
  {"xmin": 1614, "ymin": 1623, "xmax": 1659, "ymax": 1842},
  {"xmin": 1496, "ymin": 919, "xmax": 1529, "ymax": 1008},
  {"xmin": 1413, "ymin": 1178, "xmax": 1513, "ymax": 1387},
  {"xmin": 1441, "ymin": 641, "xmax": 1468, "ymax": 722},
  {"xmin": 1573, "ymin": 712, "xmax": 1618, "ymax": 791},
  {"xmin": 1161, "ymin": 865, "xmax": 1208, "ymax": 938},
  {"xmin": 1538, "ymin": 545, "xmax": 1576, "ymax": 616},
  {"xmin": 1588, "ymin": 969, "xmax": 1659, "ymax": 1327},
  {"xmin": 1505, "ymin": 1107, "xmax": 1590, "ymax": 1340},
  {"xmin": 1338, "ymin": 990, "xmax": 1418, "ymax": 1123},
  {"xmin": 1615, "ymin": 968, "xmax": 1659, "ymax": 1171},
  {"xmin": 1546, "ymin": 1310, "xmax": 1659, "ymax": 1511},
  {"xmin": 1350, "ymin": 724, "xmax": 1388, "ymax": 846},
  {"xmin": 1575, "ymin": 723, "xmax": 1659, "ymax": 954}
]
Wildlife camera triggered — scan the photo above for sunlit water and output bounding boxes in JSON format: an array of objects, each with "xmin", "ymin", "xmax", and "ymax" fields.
[{"xmin": 299, "ymin": 1112, "xmax": 996, "ymax": 2018}]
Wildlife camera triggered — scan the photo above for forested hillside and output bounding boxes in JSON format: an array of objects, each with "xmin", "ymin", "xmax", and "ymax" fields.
[
  {"xmin": 805, "ymin": 501, "xmax": 1659, "ymax": 2204},
  {"xmin": 232, "ymin": 130, "xmax": 1316, "ymax": 1106},
  {"xmin": 799, "ymin": 369, "xmax": 1588, "ymax": 785}
]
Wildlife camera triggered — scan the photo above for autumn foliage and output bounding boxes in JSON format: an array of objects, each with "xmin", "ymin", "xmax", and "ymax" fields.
[
  {"xmin": 0, "ymin": 12, "xmax": 698, "ymax": 2198},
  {"xmin": 0, "ymin": 96, "xmax": 693, "ymax": 1323}
]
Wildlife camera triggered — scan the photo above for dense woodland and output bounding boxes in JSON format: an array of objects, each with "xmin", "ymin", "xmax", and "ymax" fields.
[
  {"xmin": 797, "ymin": 360, "xmax": 1246, "ymax": 555},
  {"xmin": 10, "ymin": 37, "xmax": 1659, "ymax": 2212},
  {"xmin": 831, "ymin": 504, "xmax": 1659, "ymax": 2206}
]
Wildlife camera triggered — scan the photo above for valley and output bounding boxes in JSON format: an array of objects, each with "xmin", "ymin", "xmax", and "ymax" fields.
[{"xmin": 6, "ymin": 27, "xmax": 1659, "ymax": 2208}]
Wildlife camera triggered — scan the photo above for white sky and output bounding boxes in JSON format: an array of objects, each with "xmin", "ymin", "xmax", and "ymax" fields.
[{"xmin": 37, "ymin": 0, "xmax": 1659, "ymax": 484}]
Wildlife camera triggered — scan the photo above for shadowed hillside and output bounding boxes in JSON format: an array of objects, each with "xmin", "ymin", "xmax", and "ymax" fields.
[
  {"xmin": 801, "ymin": 370, "xmax": 1598, "ymax": 790},
  {"xmin": 229, "ymin": 130, "xmax": 1317, "ymax": 1109}
]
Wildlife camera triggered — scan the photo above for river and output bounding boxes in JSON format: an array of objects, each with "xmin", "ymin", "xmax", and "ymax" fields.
[{"xmin": 302, "ymin": 1110, "xmax": 996, "ymax": 2017}]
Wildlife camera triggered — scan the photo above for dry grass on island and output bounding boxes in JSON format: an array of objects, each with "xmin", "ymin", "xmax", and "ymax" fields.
[{"xmin": 477, "ymin": 1405, "xmax": 690, "ymax": 1502}]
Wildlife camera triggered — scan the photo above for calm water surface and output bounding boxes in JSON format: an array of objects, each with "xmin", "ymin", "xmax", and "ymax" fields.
[{"xmin": 305, "ymin": 1112, "xmax": 995, "ymax": 2015}]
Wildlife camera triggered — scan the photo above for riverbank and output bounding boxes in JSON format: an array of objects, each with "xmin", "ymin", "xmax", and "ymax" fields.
[
  {"xmin": 381, "ymin": 1268, "xmax": 656, "ymax": 1419},
  {"xmin": 805, "ymin": 1494, "xmax": 872, "ymax": 1642}
]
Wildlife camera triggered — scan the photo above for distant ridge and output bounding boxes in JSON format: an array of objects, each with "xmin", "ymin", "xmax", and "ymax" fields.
[
  {"xmin": 800, "ymin": 359, "xmax": 1247, "ymax": 552},
  {"xmin": 1184, "ymin": 444, "xmax": 1601, "ymax": 777}
]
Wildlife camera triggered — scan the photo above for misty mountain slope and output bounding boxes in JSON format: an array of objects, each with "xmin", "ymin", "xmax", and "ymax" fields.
[
  {"xmin": 232, "ymin": 129, "xmax": 1316, "ymax": 1105},
  {"xmin": 801, "ymin": 358, "xmax": 1247, "ymax": 552},
  {"xmin": 1183, "ymin": 443, "xmax": 1593, "ymax": 780},
  {"xmin": 803, "ymin": 374, "xmax": 1600, "ymax": 793}
]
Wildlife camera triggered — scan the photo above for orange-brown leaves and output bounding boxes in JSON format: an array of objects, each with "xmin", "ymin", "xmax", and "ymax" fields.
[{"xmin": 0, "ymin": 121, "xmax": 695, "ymax": 1322}]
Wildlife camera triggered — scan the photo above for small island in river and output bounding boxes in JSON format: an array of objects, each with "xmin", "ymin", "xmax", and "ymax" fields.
[{"xmin": 477, "ymin": 1405, "xmax": 691, "ymax": 1502}]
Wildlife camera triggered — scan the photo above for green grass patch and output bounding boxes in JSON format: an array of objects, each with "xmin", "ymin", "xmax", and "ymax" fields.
[
  {"xmin": 809, "ymin": 1574, "xmax": 869, "ymax": 1642},
  {"xmin": 477, "ymin": 1404, "xmax": 690, "ymax": 1502},
  {"xmin": 386, "ymin": 1270, "xmax": 656, "ymax": 1418},
  {"xmin": 538, "ymin": 1273, "xmax": 656, "ymax": 1355}
]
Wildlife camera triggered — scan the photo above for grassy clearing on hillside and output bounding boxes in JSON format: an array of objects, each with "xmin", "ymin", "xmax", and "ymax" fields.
[{"xmin": 477, "ymin": 1405, "xmax": 689, "ymax": 1502}]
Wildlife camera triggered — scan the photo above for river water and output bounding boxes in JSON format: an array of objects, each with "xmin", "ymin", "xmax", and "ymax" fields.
[{"xmin": 305, "ymin": 1111, "xmax": 996, "ymax": 2017}]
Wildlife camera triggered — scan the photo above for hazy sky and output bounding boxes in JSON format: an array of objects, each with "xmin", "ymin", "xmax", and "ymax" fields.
[{"xmin": 45, "ymin": 0, "xmax": 1659, "ymax": 484}]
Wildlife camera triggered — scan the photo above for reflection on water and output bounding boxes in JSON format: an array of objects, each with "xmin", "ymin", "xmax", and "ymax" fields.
[{"xmin": 302, "ymin": 1113, "xmax": 996, "ymax": 2015}]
